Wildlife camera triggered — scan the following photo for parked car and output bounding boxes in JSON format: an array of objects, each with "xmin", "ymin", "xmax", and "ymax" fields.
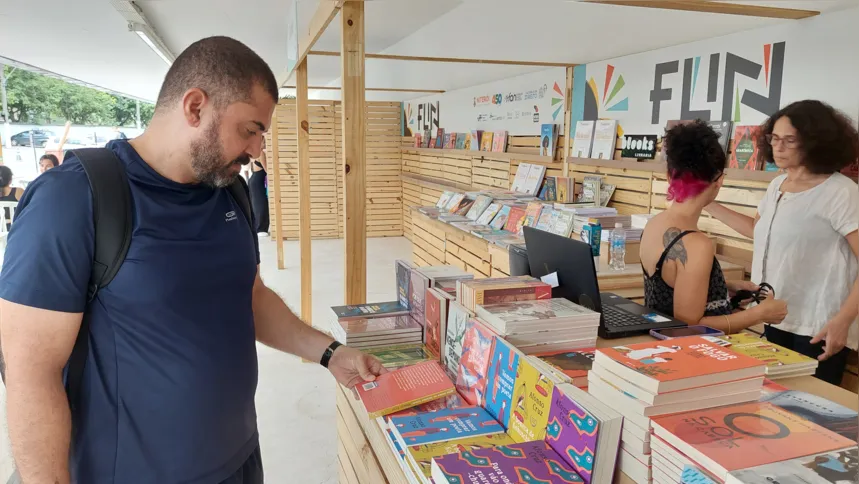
[{"xmin": 10, "ymin": 129, "xmax": 55, "ymax": 147}]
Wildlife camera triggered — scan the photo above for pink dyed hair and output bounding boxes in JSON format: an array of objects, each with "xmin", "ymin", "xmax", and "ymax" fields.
[{"xmin": 666, "ymin": 171, "xmax": 713, "ymax": 203}]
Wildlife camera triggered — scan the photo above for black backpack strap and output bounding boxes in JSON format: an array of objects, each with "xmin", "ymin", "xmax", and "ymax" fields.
[
  {"xmin": 65, "ymin": 148, "xmax": 132, "ymax": 412},
  {"xmin": 227, "ymin": 175, "xmax": 254, "ymax": 235}
]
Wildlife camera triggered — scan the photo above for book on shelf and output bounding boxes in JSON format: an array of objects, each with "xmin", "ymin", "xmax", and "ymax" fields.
[
  {"xmin": 476, "ymin": 298, "xmax": 599, "ymax": 336},
  {"xmin": 425, "ymin": 288, "xmax": 450, "ymax": 361},
  {"xmin": 453, "ymin": 198, "xmax": 475, "ymax": 217},
  {"xmin": 710, "ymin": 333, "xmax": 818, "ymax": 378},
  {"xmin": 492, "ymin": 130, "xmax": 507, "ymax": 152},
  {"xmin": 480, "ymin": 131, "xmax": 494, "ymax": 152},
  {"xmin": 534, "ymin": 348, "xmax": 595, "ymax": 388},
  {"xmin": 436, "ymin": 190, "xmax": 454, "ymax": 209},
  {"xmin": 552, "ymin": 210, "xmax": 576, "ymax": 237},
  {"xmin": 483, "ymin": 337, "xmax": 524, "ymax": 428},
  {"xmin": 760, "ymin": 379, "xmax": 858, "ymax": 441},
  {"xmin": 396, "ymin": 259, "xmax": 416, "ymax": 310},
  {"xmin": 594, "ymin": 335, "xmax": 766, "ymax": 394},
  {"xmin": 330, "ymin": 301, "xmax": 409, "ymax": 320},
  {"xmin": 442, "ymin": 192, "xmax": 465, "ymax": 212},
  {"xmin": 538, "ymin": 176, "xmax": 558, "ymax": 202},
  {"xmin": 413, "ymin": 133, "xmax": 422, "ymax": 148},
  {"xmin": 590, "ymin": 120, "xmax": 618, "ymax": 160},
  {"xmin": 444, "ymin": 133, "xmax": 455, "ymax": 149},
  {"xmin": 465, "ymin": 194, "xmax": 493, "ymax": 221},
  {"xmin": 725, "ymin": 447, "xmax": 858, "ymax": 484},
  {"xmin": 431, "ymin": 440, "xmax": 584, "ymax": 484},
  {"xmin": 555, "ymin": 176, "xmax": 576, "ymax": 203},
  {"xmin": 364, "ymin": 344, "xmax": 433, "ymax": 369},
  {"xmin": 356, "ymin": 360, "xmax": 456, "ymax": 418},
  {"xmin": 455, "ymin": 318, "xmax": 497, "ymax": 406},
  {"xmin": 507, "ymin": 357, "xmax": 555, "ymax": 443},
  {"xmin": 403, "ymin": 433, "xmax": 516, "ymax": 483},
  {"xmin": 534, "ymin": 208, "xmax": 557, "ymax": 232},
  {"xmin": 462, "ymin": 132, "xmax": 472, "ymax": 151},
  {"xmin": 522, "ymin": 201, "xmax": 544, "ymax": 228},
  {"xmin": 454, "ymin": 133, "xmax": 466, "ymax": 150},
  {"xmin": 730, "ymin": 125, "xmax": 763, "ymax": 170},
  {"xmin": 389, "ymin": 406, "xmax": 505, "ymax": 448},
  {"xmin": 651, "ymin": 401, "xmax": 856, "ymax": 481},
  {"xmin": 469, "ymin": 130, "xmax": 482, "ymax": 151},
  {"xmin": 457, "ymin": 276, "xmax": 552, "ymax": 313},
  {"xmin": 503, "ymin": 206, "xmax": 527, "ymax": 234},
  {"xmin": 488, "ymin": 205, "xmax": 512, "ymax": 230},
  {"xmin": 444, "ymin": 301, "xmax": 475, "ymax": 377},
  {"xmin": 523, "ymin": 164, "xmax": 547, "ymax": 196},
  {"xmin": 708, "ymin": 120, "xmax": 733, "ymax": 154},
  {"xmin": 510, "ymin": 162, "xmax": 531, "ymax": 193},
  {"xmin": 434, "ymin": 128, "xmax": 445, "ymax": 149},
  {"xmin": 540, "ymin": 123, "xmax": 558, "ymax": 158},
  {"xmin": 571, "ymin": 120, "xmax": 596, "ymax": 158},
  {"xmin": 599, "ymin": 182, "xmax": 615, "ymax": 207},
  {"xmin": 579, "ymin": 175, "xmax": 602, "ymax": 204},
  {"xmin": 475, "ymin": 202, "xmax": 501, "ymax": 225},
  {"xmin": 470, "ymin": 228, "xmax": 513, "ymax": 240},
  {"xmin": 546, "ymin": 383, "xmax": 623, "ymax": 484},
  {"xmin": 417, "ymin": 206, "xmax": 440, "ymax": 218}
]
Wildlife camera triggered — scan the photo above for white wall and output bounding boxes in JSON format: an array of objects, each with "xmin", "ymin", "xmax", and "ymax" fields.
[
  {"xmin": 569, "ymin": 7, "xmax": 859, "ymax": 137},
  {"xmin": 405, "ymin": 67, "xmax": 566, "ymax": 136}
]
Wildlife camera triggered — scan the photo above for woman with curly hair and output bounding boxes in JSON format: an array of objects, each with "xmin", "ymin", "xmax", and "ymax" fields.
[
  {"xmin": 706, "ymin": 100, "xmax": 859, "ymax": 384},
  {"xmin": 640, "ymin": 121, "xmax": 788, "ymax": 333}
]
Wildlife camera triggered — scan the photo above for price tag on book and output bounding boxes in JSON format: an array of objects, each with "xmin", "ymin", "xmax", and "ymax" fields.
[{"xmin": 540, "ymin": 272, "xmax": 559, "ymax": 288}]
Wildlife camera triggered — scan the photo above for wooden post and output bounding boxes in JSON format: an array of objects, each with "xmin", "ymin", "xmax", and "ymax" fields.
[
  {"xmin": 562, "ymin": 66, "xmax": 574, "ymax": 177},
  {"xmin": 270, "ymin": 106, "xmax": 285, "ymax": 270},
  {"xmin": 296, "ymin": 59, "xmax": 313, "ymax": 324},
  {"xmin": 341, "ymin": 1, "xmax": 366, "ymax": 305}
]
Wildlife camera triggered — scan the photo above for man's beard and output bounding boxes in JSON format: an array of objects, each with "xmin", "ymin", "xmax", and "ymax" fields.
[{"xmin": 189, "ymin": 120, "xmax": 250, "ymax": 188}]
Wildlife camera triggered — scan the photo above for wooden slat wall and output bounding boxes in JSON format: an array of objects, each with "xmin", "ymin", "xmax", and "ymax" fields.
[
  {"xmin": 268, "ymin": 100, "xmax": 403, "ymax": 240},
  {"xmin": 571, "ymin": 163, "xmax": 655, "ymax": 216}
]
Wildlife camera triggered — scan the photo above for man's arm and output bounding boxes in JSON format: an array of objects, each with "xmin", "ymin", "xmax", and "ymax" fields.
[
  {"xmin": 251, "ymin": 269, "xmax": 386, "ymax": 387},
  {"xmin": 0, "ymin": 300, "xmax": 80, "ymax": 484}
]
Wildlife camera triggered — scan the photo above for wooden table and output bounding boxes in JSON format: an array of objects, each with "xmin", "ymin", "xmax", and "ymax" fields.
[{"xmin": 336, "ymin": 334, "xmax": 858, "ymax": 484}]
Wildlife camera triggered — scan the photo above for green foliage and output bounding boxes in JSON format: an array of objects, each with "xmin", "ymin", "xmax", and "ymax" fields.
[{"xmin": 2, "ymin": 66, "xmax": 155, "ymax": 127}]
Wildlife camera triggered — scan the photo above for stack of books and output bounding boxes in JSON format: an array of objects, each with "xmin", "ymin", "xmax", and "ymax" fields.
[
  {"xmin": 587, "ymin": 337, "xmax": 767, "ymax": 484},
  {"xmin": 712, "ymin": 333, "xmax": 819, "ymax": 379},
  {"xmin": 724, "ymin": 447, "xmax": 858, "ymax": 484},
  {"xmin": 476, "ymin": 298, "xmax": 600, "ymax": 354},
  {"xmin": 363, "ymin": 343, "xmax": 433, "ymax": 369},
  {"xmin": 456, "ymin": 276, "xmax": 552, "ymax": 312},
  {"xmin": 330, "ymin": 315, "xmax": 424, "ymax": 349},
  {"xmin": 532, "ymin": 348, "xmax": 596, "ymax": 388},
  {"xmin": 356, "ymin": 360, "xmax": 457, "ymax": 418},
  {"xmin": 650, "ymin": 401, "xmax": 856, "ymax": 483}
]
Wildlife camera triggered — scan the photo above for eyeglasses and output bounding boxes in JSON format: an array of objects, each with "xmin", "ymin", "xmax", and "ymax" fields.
[{"xmin": 765, "ymin": 134, "xmax": 800, "ymax": 148}]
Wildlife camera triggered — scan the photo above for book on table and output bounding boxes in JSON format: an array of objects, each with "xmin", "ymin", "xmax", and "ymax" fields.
[
  {"xmin": 503, "ymin": 206, "xmax": 527, "ymax": 234},
  {"xmin": 378, "ymin": 392, "xmax": 469, "ymax": 431},
  {"xmin": 488, "ymin": 205, "xmax": 512, "ymax": 230},
  {"xmin": 476, "ymin": 298, "xmax": 600, "ymax": 336},
  {"xmin": 435, "ymin": 190, "xmax": 455, "ymax": 209},
  {"xmin": 760, "ymin": 378, "xmax": 858, "ymax": 441},
  {"xmin": 725, "ymin": 447, "xmax": 858, "ymax": 484},
  {"xmin": 389, "ymin": 405, "xmax": 505, "ymax": 449},
  {"xmin": 431, "ymin": 440, "xmax": 584, "ymax": 484},
  {"xmin": 454, "ymin": 318, "xmax": 497, "ymax": 406},
  {"xmin": 651, "ymin": 401, "xmax": 856, "ymax": 481},
  {"xmin": 329, "ymin": 315, "xmax": 423, "ymax": 347},
  {"xmin": 710, "ymin": 333, "xmax": 818, "ymax": 378},
  {"xmin": 452, "ymin": 197, "xmax": 475, "ymax": 216},
  {"xmin": 522, "ymin": 201, "xmax": 544, "ymax": 228},
  {"xmin": 534, "ymin": 207, "xmax": 556, "ymax": 231},
  {"xmin": 546, "ymin": 383, "xmax": 622, "ymax": 484},
  {"xmin": 465, "ymin": 194, "xmax": 493, "ymax": 221},
  {"xmin": 356, "ymin": 360, "xmax": 457, "ymax": 418},
  {"xmin": 363, "ymin": 344, "xmax": 433, "ymax": 369},
  {"xmin": 457, "ymin": 276, "xmax": 551, "ymax": 313},
  {"xmin": 409, "ymin": 270, "xmax": 431, "ymax": 326},
  {"xmin": 533, "ymin": 348, "xmax": 595, "ymax": 388},
  {"xmin": 443, "ymin": 192, "xmax": 465, "ymax": 212},
  {"xmin": 396, "ymin": 259, "xmax": 416, "ymax": 310},
  {"xmin": 507, "ymin": 357, "xmax": 556, "ymax": 443},
  {"xmin": 330, "ymin": 301, "xmax": 409, "ymax": 321},
  {"xmin": 403, "ymin": 433, "xmax": 516, "ymax": 484},
  {"xmin": 443, "ymin": 301, "xmax": 475, "ymax": 378},
  {"xmin": 482, "ymin": 336, "xmax": 525, "ymax": 429},
  {"xmin": 475, "ymin": 202, "xmax": 501, "ymax": 225},
  {"xmin": 424, "ymin": 288, "xmax": 451, "ymax": 361}
]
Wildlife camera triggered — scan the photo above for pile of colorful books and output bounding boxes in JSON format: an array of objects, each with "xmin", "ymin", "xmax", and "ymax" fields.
[
  {"xmin": 329, "ymin": 315, "xmax": 423, "ymax": 349},
  {"xmin": 476, "ymin": 298, "xmax": 600, "ymax": 354},
  {"xmin": 587, "ymin": 337, "xmax": 767, "ymax": 484},
  {"xmin": 714, "ymin": 332, "xmax": 819, "ymax": 379}
]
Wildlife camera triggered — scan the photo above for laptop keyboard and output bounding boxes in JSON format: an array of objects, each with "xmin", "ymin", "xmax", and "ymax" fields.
[{"xmin": 603, "ymin": 305, "xmax": 643, "ymax": 328}]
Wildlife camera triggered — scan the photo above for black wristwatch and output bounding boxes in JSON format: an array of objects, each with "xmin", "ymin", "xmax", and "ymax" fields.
[{"xmin": 320, "ymin": 341, "xmax": 343, "ymax": 368}]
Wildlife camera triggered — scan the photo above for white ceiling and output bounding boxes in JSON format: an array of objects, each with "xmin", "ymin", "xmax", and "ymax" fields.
[{"xmin": 0, "ymin": 0, "xmax": 855, "ymax": 102}]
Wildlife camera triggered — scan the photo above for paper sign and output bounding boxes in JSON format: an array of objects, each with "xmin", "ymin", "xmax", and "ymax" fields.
[{"xmin": 540, "ymin": 272, "xmax": 559, "ymax": 288}]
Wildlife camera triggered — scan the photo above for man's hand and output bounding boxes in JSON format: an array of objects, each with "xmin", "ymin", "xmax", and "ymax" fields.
[
  {"xmin": 328, "ymin": 346, "xmax": 388, "ymax": 388},
  {"xmin": 811, "ymin": 317, "xmax": 851, "ymax": 361}
]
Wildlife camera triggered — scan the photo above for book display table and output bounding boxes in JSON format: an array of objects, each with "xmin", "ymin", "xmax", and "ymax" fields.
[
  {"xmin": 335, "ymin": 333, "xmax": 859, "ymax": 484},
  {"xmin": 410, "ymin": 211, "xmax": 746, "ymax": 303}
]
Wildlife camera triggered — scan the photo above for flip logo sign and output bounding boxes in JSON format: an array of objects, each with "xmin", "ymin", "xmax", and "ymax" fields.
[{"xmin": 650, "ymin": 42, "xmax": 785, "ymax": 124}]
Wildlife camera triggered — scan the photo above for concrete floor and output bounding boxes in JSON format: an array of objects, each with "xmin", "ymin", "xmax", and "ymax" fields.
[{"xmin": 0, "ymin": 236, "xmax": 414, "ymax": 483}]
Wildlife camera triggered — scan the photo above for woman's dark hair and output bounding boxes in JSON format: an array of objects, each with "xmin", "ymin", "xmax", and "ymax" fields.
[
  {"xmin": 40, "ymin": 154, "xmax": 59, "ymax": 167},
  {"xmin": 0, "ymin": 166, "xmax": 13, "ymax": 188},
  {"xmin": 759, "ymin": 100, "xmax": 859, "ymax": 175},
  {"xmin": 664, "ymin": 120, "xmax": 726, "ymax": 202}
]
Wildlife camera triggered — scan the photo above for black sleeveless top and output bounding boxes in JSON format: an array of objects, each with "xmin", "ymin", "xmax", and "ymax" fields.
[{"xmin": 643, "ymin": 230, "xmax": 732, "ymax": 318}]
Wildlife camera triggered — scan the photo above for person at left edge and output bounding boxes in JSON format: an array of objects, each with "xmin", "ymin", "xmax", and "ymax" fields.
[{"xmin": 0, "ymin": 36, "xmax": 385, "ymax": 484}]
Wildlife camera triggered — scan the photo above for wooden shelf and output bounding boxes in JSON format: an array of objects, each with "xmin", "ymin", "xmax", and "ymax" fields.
[
  {"xmin": 566, "ymin": 157, "xmax": 781, "ymax": 183},
  {"xmin": 403, "ymin": 147, "xmax": 558, "ymax": 165},
  {"xmin": 400, "ymin": 172, "xmax": 477, "ymax": 193}
]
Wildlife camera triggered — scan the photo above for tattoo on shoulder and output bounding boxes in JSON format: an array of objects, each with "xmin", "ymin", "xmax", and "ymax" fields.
[{"xmin": 663, "ymin": 227, "xmax": 688, "ymax": 266}]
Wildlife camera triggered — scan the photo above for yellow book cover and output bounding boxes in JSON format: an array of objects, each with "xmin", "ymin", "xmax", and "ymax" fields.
[
  {"xmin": 717, "ymin": 333, "xmax": 817, "ymax": 369},
  {"xmin": 406, "ymin": 433, "xmax": 515, "ymax": 478},
  {"xmin": 506, "ymin": 358, "xmax": 555, "ymax": 443},
  {"xmin": 480, "ymin": 132, "xmax": 494, "ymax": 152},
  {"xmin": 464, "ymin": 133, "xmax": 472, "ymax": 151}
]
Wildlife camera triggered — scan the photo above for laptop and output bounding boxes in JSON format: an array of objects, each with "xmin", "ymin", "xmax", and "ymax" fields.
[{"xmin": 522, "ymin": 226, "xmax": 686, "ymax": 339}]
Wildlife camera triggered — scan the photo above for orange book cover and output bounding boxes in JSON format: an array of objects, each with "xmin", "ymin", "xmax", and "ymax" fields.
[
  {"xmin": 652, "ymin": 402, "xmax": 855, "ymax": 479},
  {"xmin": 356, "ymin": 360, "xmax": 456, "ymax": 418},
  {"xmin": 503, "ymin": 206, "xmax": 526, "ymax": 233},
  {"xmin": 595, "ymin": 336, "xmax": 764, "ymax": 384},
  {"xmin": 729, "ymin": 125, "xmax": 762, "ymax": 170}
]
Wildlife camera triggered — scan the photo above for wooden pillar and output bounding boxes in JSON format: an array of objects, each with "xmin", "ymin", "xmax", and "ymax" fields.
[
  {"xmin": 296, "ymin": 59, "xmax": 313, "ymax": 323},
  {"xmin": 562, "ymin": 66, "xmax": 574, "ymax": 177},
  {"xmin": 341, "ymin": 1, "xmax": 366, "ymax": 305},
  {"xmin": 271, "ymin": 105, "xmax": 285, "ymax": 270}
]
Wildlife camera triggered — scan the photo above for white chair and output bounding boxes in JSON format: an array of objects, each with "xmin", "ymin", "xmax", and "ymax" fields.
[{"xmin": 0, "ymin": 201, "xmax": 17, "ymax": 226}]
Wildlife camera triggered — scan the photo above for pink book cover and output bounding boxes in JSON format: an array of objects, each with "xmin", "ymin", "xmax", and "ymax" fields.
[{"xmin": 455, "ymin": 319, "xmax": 497, "ymax": 406}]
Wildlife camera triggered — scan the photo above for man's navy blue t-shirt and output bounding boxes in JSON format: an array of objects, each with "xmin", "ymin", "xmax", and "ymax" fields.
[{"xmin": 0, "ymin": 140, "xmax": 261, "ymax": 483}]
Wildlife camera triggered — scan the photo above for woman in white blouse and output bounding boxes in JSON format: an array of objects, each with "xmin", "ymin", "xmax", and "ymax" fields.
[{"xmin": 706, "ymin": 100, "xmax": 859, "ymax": 385}]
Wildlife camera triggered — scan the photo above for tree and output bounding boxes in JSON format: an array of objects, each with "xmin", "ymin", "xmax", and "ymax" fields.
[
  {"xmin": 56, "ymin": 83, "xmax": 115, "ymax": 125},
  {"xmin": 4, "ymin": 67, "xmax": 61, "ymax": 123},
  {"xmin": 112, "ymin": 95, "xmax": 139, "ymax": 127},
  {"xmin": 139, "ymin": 103, "xmax": 155, "ymax": 127}
]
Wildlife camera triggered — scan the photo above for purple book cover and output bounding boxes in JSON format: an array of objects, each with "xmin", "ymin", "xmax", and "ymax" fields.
[
  {"xmin": 433, "ymin": 440, "xmax": 583, "ymax": 483},
  {"xmin": 545, "ymin": 387, "xmax": 600, "ymax": 484}
]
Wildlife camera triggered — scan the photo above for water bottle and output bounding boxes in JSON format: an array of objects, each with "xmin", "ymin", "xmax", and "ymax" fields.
[{"xmin": 610, "ymin": 223, "xmax": 626, "ymax": 271}]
